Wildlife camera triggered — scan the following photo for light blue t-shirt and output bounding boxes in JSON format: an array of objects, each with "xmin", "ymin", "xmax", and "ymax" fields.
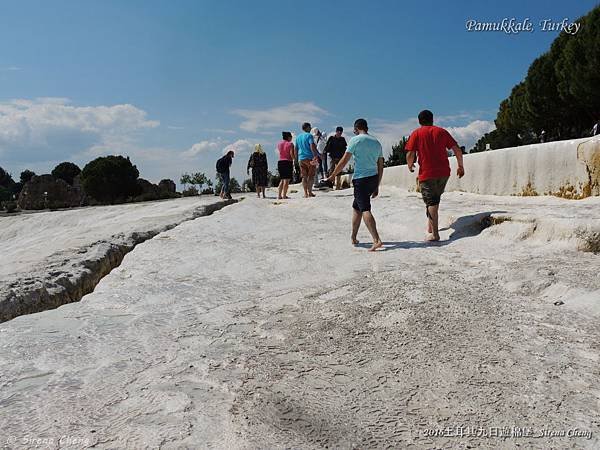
[
  {"xmin": 347, "ymin": 133, "xmax": 383, "ymax": 179},
  {"xmin": 295, "ymin": 132, "xmax": 315, "ymax": 161}
]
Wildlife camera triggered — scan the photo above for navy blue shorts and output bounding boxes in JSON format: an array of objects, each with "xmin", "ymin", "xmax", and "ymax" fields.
[{"xmin": 352, "ymin": 175, "xmax": 378, "ymax": 212}]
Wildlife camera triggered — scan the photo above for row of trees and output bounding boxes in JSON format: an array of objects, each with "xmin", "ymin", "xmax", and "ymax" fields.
[
  {"xmin": 471, "ymin": 5, "xmax": 600, "ymax": 152},
  {"xmin": 0, "ymin": 162, "xmax": 82, "ymax": 203},
  {"xmin": 1, "ymin": 156, "xmax": 180, "ymax": 212},
  {"xmin": 180, "ymin": 171, "xmax": 285, "ymax": 196}
]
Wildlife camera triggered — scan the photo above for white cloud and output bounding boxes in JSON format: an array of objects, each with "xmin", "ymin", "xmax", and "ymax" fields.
[
  {"xmin": 232, "ymin": 102, "xmax": 328, "ymax": 132},
  {"xmin": 182, "ymin": 138, "xmax": 225, "ymax": 158},
  {"xmin": 202, "ymin": 128, "xmax": 236, "ymax": 134},
  {"xmin": 167, "ymin": 125, "xmax": 185, "ymax": 130},
  {"xmin": 0, "ymin": 97, "xmax": 159, "ymax": 164},
  {"xmin": 0, "ymin": 66, "xmax": 21, "ymax": 72},
  {"xmin": 222, "ymin": 139, "xmax": 253, "ymax": 155},
  {"xmin": 370, "ymin": 118, "xmax": 495, "ymax": 156},
  {"xmin": 370, "ymin": 118, "xmax": 419, "ymax": 156},
  {"xmin": 445, "ymin": 120, "xmax": 495, "ymax": 150}
]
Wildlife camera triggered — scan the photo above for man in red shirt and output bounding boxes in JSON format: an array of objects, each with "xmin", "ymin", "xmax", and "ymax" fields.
[{"xmin": 405, "ymin": 110, "xmax": 465, "ymax": 241}]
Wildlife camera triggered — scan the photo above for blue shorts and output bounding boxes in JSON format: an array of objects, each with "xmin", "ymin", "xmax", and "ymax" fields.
[{"xmin": 352, "ymin": 175, "xmax": 378, "ymax": 212}]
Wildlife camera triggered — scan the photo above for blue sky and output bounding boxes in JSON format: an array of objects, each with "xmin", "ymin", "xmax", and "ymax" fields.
[{"xmin": 0, "ymin": 0, "xmax": 597, "ymax": 184}]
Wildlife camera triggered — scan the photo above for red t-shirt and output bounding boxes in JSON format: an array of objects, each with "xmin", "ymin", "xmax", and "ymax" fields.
[{"xmin": 405, "ymin": 125, "xmax": 457, "ymax": 181}]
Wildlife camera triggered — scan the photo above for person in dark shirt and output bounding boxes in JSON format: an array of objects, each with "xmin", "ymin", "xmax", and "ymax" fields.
[
  {"xmin": 216, "ymin": 150, "xmax": 234, "ymax": 199},
  {"xmin": 324, "ymin": 126, "xmax": 348, "ymax": 190}
]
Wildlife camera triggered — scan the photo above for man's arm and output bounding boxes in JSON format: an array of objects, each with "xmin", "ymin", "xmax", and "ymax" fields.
[
  {"xmin": 406, "ymin": 151, "xmax": 416, "ymax": 172},
  {"xmin": 326, "ymin": 151, "xmax": 352, "ymax": 180},
  {"xmin": 310, "ymin": 142, "xmax": 319, "ymax": 159},
  {"xmin": 451, "ymin": 144, "xmax": 465, "ymax": 178},
  {"xmin": 323, "ymin": 136, "xmax": 332, "ymax": 155},
  {"xmin": 372, "ymin": 157, "xmax": 384, "ymax": 198},
  {"xmin": 290, "ymin": 143, "xmax": 296, "ymax": 161}
]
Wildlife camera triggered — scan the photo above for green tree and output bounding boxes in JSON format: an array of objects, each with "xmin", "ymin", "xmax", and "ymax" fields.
[
  {"xmin": 229, "ymin": 177, "xmax": 242, "ymax": 193},
  {"xmin": 0, "ymin": 186, "xmax": 12, "ymax": 202},
  {"xmin": 556, "ymin": 7, "xmax": 600, "ymax": 132},
  {"xmin": 179, "ymin": 173, "xmax": 192, "ymax": 190},
  {"xmin": 0, "ymin": 167, "xmax": 15, "ymax": 189},
  {"xmin": 20, "ymin": 170, "xmax": 36, "ymax": 185},
  {"xmin": 214, "ymin": 173, "xmax": 223, "ymax": 196},
  {"xmin": 385, "ymin": 137, "xmax": 408, "ymax": 167},
  {"xmin": 52, "ymin": 162, "xmax": 81, "ymax": 185},
  {"xmin": 80, "ymin": 155, "xmax": 140, "ymax": 204},
  {"xmin": 190, "ymin": 172, "xmax": 207, "ymax": 190}
]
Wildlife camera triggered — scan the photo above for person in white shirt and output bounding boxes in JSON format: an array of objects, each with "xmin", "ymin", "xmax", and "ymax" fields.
[{"xmin": 311, "ymin": 127, "xmax": 327, "ymax": 185}]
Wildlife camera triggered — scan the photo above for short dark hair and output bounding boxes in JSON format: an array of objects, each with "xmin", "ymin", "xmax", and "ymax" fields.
[
  {"xmin": 302, "ymin": 122, "xmax": 311, "ymax": 132},
  {"xmin": 282, "ymin": 131, "xmax": 292, "ymax": 140},
  {"xmin": 227, "ymin": 150, "xmax": 235, "ymax": 157},
  {"xmin": 354, "ymin": 118, "xmax": 368, "ymax": 131},
  {"xmin": 336, "ymin": 126, "xmax": 343, "ymax": 133},
  {"xmin": 418, "ymin": 110, "xmax": 434, "ymax": 125}
]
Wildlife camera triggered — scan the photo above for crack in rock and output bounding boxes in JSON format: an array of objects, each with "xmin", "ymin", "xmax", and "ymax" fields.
[{"xmin": 0, "ymin": 199, "xmax": 237, "ymax": 323}]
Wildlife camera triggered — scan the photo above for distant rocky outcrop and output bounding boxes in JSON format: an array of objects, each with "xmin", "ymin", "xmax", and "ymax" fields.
[
  {"xmin": 133, "ymin": 179, "xmax": 179, "ymax": 202},
  {"xmin": 17, "ymin": 174, "xmax": 84, "ymax": 210},
  {"xmin": 159, "ymin": 179, "xmax": 177, "ymax": 194},
  {"xmin": 136, "ymin": 178, "xmax": 161, "ymax": 200}
]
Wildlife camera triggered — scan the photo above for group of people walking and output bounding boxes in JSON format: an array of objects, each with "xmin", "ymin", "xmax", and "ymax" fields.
[{"xmin": 215, "ymin": 109, "xmax": 465, "ymax": 250}]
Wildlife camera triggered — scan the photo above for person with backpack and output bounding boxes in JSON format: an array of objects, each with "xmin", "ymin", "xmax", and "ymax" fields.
[{"xmin": 216, "ymin": 150, "xmax": 234, "ymax": 199}]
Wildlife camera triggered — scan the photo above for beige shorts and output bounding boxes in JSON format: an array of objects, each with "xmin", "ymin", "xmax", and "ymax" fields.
[{"xmin": 300, "ymin": 159, "xmax": 317, "ymax": 179}]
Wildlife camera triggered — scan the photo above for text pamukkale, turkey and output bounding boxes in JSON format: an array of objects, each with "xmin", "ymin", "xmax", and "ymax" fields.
[{"xmin": 465, "ymin": 18, "xmax": 581, "ymax": 34}]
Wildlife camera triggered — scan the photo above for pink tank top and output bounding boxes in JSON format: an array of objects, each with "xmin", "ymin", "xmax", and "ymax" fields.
[{"xmin": 278, "ymin": 140, "xmax": 293, "ymax": 161}]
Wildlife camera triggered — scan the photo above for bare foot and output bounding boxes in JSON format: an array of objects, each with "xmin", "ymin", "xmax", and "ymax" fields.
[
  {"xmin": 369, "ymin": 240, "xmax": 383, "ymax": 252},
  {"xmin": 425, "ymin": 233, "xmax": 440, "ymax": 242},
  {"xmin": 309, "ymin": 193, "xmax": 316, "ymax": 197},
  {"xmin": 351, "ymin": 237, "xmax": 359, "ymax": 246},
  {"xmin": 283, "ymin": 196, "xmax": 290, "ymax": 199}
]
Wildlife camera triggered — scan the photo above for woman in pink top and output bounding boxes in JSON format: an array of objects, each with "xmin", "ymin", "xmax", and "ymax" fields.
[{"xmin": 277, "ymin": 131, "xmax": 296, "ymax": 199}]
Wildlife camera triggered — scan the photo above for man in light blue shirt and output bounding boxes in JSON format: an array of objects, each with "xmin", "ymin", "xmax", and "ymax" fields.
[
  {"xmin": 295, "ymin": 122, "xmax": 320, "ymax": 197},
  {"xmin": 327, "ymin": 118, "xmax": 384, "ymax": 251}
]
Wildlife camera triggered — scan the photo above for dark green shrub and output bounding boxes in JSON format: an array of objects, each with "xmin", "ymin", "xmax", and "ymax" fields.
[
  {"xmin": 20, "ymin": 170, "xmax": 36, "ymax": 184},
  {"xmin": 80, "ymin": 156, "xmax": 139, "ymax": 204},
  {"xmin": 0, "ymin": 167, "xmax": 15, "ymax": 190},
  {"xmin": 2, "ymin": 201, "xmax": 17, "ymax": 213},
  {"xmin": 182, "ymin": 186, "xmax": 199, "ymax": 197},
  {"xmin": 52, "ymin": 162, "xmax": 81, "ymax": 185},
  {"xmin": 0, "ymin": 186, "xmax": 12, "ymax": 202}
]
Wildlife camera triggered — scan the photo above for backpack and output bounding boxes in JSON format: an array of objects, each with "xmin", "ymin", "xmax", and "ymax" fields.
[{"xmin": 216, "ymin": 156, "xmax": 228, "ymax": 173}]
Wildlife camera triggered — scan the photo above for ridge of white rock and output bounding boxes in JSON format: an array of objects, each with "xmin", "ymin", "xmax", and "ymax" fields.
[
  {"xmin": 360, "ymin": 137, "xmax": 600, "ymax": 198},
  {"xmin": 0, "ymin": 197, "xmax": 236, "ymax": 322}
]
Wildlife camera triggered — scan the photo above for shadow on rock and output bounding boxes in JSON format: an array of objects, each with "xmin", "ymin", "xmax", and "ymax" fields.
[{"xmin": 362, "ymin": 211, "xmax": 508, "ymax": 251}]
